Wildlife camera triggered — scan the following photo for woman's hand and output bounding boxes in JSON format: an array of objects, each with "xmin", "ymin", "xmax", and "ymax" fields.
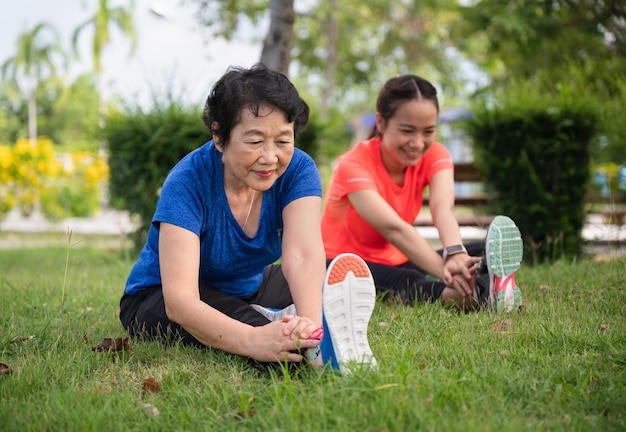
[
  {"xmin": 443, "ymin": 254, "xmax": 481, "ymax": 296},
  {"xmin": 248, "ymin": 319, "xmax": 321, "ymax": 363}
]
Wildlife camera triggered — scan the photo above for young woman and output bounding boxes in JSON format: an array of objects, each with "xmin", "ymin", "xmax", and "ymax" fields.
[
  {"xmin": 119, "ymin": 64, "xmax": 376, "ymax": 370},
  {"xmin": 321, "ymin": 74, "xmax": 523, "ymax": 312}
]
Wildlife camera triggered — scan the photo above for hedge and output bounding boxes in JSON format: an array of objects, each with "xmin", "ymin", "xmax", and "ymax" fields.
[{"xmin": 465, "ymin": 85, "xmax": 598, "ymax": 263}]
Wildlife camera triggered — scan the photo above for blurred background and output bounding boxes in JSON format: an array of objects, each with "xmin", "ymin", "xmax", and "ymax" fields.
[{"xmin": 1, "ymin": 0, "xmax": 625, "ymax": 256}]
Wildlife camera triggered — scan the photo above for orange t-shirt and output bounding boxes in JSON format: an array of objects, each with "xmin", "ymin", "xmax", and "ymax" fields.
[{"xmin": 321, "ymin": 136, "xmax": 454, "ymax": 266}]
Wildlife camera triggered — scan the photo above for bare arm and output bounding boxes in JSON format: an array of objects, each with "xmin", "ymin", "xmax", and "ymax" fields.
[
  {"xmin": 428, "ymin": 169, "xmax": 464, "ymax": 248},
  {"xmin": 428, "ymin": 169, "xmax": 481, "ymax": 293},
  {"xmin": 280, "ymin": 196, "xmax": 326, "ymax": 338},
  {"xmin": 159, "ymin": 223, "xmax": 318, "ymax": 362},
  {"xmin": 348, "ymin": 189, "xmax": 447, "ymax": 280}
]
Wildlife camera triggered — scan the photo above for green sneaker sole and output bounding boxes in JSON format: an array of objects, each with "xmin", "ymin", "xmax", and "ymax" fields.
[{"xmin": 485, "ymin": 215, "xmax": 524, "ymax": 312}]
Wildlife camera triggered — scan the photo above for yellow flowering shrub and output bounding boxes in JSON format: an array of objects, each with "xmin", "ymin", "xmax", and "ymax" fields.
[
  {"xmin": 0, "ymin": 145, "xmax": 12, "ymax": 181},
  {"xmin": 0, "ymin": 138, "xmax": 110, "ymax": 221},
  {"xmin": 41, "ymin": 151, "xmax": 110, "ymax": 220},
  {"xmin": 9, "ymin": 138, "xmax": 61, "ymax": 216},
  {"xmin": 0, "ymin": 144, "xmax": 15, "ymax": 218}
]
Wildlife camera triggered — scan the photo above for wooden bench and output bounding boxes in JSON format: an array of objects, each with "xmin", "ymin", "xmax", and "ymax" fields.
[
  {"xmin": 415, "ymin": 162, "xmax": 625, "ymax": 230},
  {"xmin": 416, "ymin": 162, "xmax": 494, "ymax": 227}
]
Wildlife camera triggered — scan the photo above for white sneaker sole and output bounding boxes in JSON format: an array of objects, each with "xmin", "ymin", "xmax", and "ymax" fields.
[{"xmin": 323, "ymin": 253, "xmax": 377, "ymax": 373}]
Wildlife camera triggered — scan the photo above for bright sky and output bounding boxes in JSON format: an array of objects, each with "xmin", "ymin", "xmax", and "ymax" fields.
[{"xmin": 0, "ymin": 0, "xmax": 262, "ymax": 108}]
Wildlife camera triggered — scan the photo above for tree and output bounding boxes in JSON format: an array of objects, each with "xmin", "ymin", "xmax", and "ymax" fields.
[
  {"xmin": 37, "ymin": 74, "xmax": 101, "ymax": 152},
  {"xmin": 454, "ymin": 0, "xmax": 626, "ymax": 88},
  {"xmin": 72, "ymin": 0, "xmax": 137, "ymax": 78},
  {"xmin": 293, "ymin": 0, "xmax": 464, "ymax": 110},
  {"xmin": 188, "ymin": 0, "xmax": 466, "ymax": 110},
  {"xmin": 0, "ymin": 71, "xmax": 100, "ymax": 151},
  {"xmin": 454, "ymin": 0, "xmax": 626, "ymax": 164},
  {"xmin": 1, "ymin": 22, "xmax": 65, "ymax": 145},
  {"xmin": 260, "ymin": 0, "xmax": 295, "ymax": 74},
  {"xmin": 190, "ymin": 0, "xmax": 295, "ymax": 75},
  {"xmin": 71, "ymin": 0, "xmax": 137, "ymax": 156}
]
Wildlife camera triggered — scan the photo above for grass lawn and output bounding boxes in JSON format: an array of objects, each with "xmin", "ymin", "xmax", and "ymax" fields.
[{"xmin": 1, "ymin": 239, "xmax": 625, "ymax": 431}]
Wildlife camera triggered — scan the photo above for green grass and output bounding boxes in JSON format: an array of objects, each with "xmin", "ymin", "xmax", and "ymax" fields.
[{"xmin": 1, "ymin": 242, "xmax": 625, "ymax": 431}]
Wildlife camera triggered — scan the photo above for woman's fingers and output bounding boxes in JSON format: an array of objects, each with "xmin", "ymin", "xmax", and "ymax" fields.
[
  {"xmin": 451, "ymin": 274, "xmax": 473, "ymax": 296},
  {"xmin": 445, "ymin": 255, "xmax": 482, "ymax": 291},
  {"xmin": 253, "ymin": 321, "xmax": 320, "ymax": 363},
  {"xmin": 282, "ymin": 315, "xmax": 322, "ymax": 340}
]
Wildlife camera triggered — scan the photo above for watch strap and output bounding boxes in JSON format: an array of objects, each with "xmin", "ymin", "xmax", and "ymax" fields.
[{"xmin": 443, "ymin": 244, "xmax": 467, "ymax": 260}]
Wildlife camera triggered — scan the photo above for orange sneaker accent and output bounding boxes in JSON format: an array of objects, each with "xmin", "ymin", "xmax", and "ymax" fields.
[
  {"xmin": 327, "ymin": 255, "xmax": 371, "ymax": 284},
  {"xmin": 322, "ymin": 253, "xmax": 377, "ymax": 373}
]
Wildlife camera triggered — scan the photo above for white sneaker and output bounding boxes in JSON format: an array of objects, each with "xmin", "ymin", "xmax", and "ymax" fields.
[{"xmin": 321, "ymin": 253, "xmax": 377, "ymax": 373}]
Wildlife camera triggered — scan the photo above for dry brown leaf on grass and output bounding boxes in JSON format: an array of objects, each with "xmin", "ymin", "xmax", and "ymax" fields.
[
  {"xmin": 236, "ymin": 409, "xmax": 256, "ymax": 419},
  {"xmin": 91, "ymin": 337, "xmax": 130, "ymax": 352},
  {"xmin": 10, "ymin": 335, "xmax": 34, "ymax": 343},
  {"xmin": 142, "ymin": 378, "xmax": 160, "ymax": 394},
  {"xmin": 0, "ymin": 363, "xmax": 12, "ymax": 375},
  {"xmin": 491, "ymin": 319, "xmax": 515, "ymax": 334},
  {"xmin": 92, "ymin": 385, "xmax": 111, "ymax": 395}
]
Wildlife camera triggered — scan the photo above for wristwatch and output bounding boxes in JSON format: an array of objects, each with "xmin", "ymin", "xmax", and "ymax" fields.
[{"xmin": 443, "ymin": 244, "xmax": 468, "ymax": 260}]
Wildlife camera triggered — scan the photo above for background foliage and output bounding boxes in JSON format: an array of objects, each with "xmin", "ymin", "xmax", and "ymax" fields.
[
  {"xmin": 0, "ymin": 138, "xmax": 108, "ymax": 221},
  {"xmin": 466, "ymin": 83, "xmax": 598, "ymax": 262},
  {"xmin": 104, "ymin": 97, "xmax": 210, "ymax": 249},
  {"xmin": 1, "ymin": 0, "xmax": 625, "ymax": 257},
  {"xmin": 188, "ymin": 0, "xmax": 626, "ymax": 169},
  {"xmin": 453, "ymin": 0, "xmax": 626, "ymax": 167}
]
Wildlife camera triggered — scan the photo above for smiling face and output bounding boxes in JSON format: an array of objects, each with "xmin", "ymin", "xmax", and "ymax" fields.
[
  {"xmin": 217, "ymin": 104, "xmax": 295, "ymax": 192},
  {"xmin": 376, "ymin": 98, "xmax": 438, "ymax": 176}
]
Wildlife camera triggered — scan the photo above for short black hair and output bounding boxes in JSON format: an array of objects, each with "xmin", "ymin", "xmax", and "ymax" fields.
[{"xmin": 202, "ymin": 63, "xmax": 310, "ymax": 146}]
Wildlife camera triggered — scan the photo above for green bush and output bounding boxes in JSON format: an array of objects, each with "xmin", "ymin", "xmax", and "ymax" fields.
[
  {"xmin": 465, "ymin": 84, "xmax": 598, "ymax": 263},
  {"xmin": 104, "ymin": 98, "xmax": 210, "ymax": 250},
  {"xmin": 590, "ymin": 77, "xmax": 626, "ymax": 166},
  {"xmin": 297, "ymin": 106, "xmax": 353, "ymax": 164}
]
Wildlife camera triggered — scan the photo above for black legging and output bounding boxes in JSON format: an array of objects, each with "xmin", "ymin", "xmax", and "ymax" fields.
[
  {"xmin": 119, "ymin": 264, "xmax": 294, "ymax": 346},
  {"xmin": 350, "ymin": 241, "xmax": 485, "ymax": 305}
]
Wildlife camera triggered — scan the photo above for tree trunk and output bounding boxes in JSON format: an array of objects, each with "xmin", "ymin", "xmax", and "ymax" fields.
[
  {"xmin": 260, "ymin": 0, "xmax": 295, "ymax": 76},
  {"xmin": 319, "ymin": 0, "xmax": 338, "ymax": 119},
  {"xmin": 28, "ymin": 84, "xmax": 37, "ymax": 146}
]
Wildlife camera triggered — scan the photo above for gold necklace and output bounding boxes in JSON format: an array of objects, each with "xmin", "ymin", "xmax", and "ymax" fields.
[{"xmin": 241, "ymin": 190, "xmax": 256, "ymax": 231}]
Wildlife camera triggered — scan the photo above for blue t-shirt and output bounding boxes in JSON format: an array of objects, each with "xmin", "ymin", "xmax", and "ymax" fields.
[{"xmin": 125, "ymin": 141, "xmax": 322, "ymax": 297}]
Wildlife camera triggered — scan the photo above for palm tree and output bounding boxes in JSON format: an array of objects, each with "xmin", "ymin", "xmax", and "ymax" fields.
[
  {"xmin": 72, "ymin": 0, "xmax": 137, "ymax": 79},
  {"xmin": 71, "ymin": 0, "xmax": 136, "ymax": 157},
  {"xmin": 1, "ymin": 22, "xmax": 65, "ymax": 145}
]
